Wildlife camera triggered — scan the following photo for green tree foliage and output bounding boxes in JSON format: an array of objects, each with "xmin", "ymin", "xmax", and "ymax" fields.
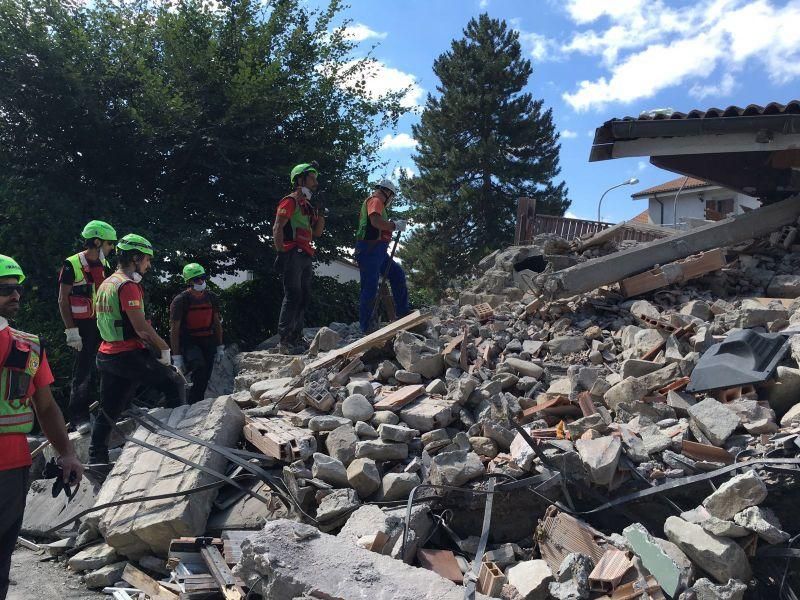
[
  {"xmin": 399, "ymin": 14, "xmax": 569, "ymax": 297},
  {"xmin": 0, "ymin": 0, "xmax": 404, "ymax": 403}
]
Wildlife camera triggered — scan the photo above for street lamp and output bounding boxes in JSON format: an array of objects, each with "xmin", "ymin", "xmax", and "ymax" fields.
[{"xmin": 597, "ymin": 177, "xmax": 639, "ymax": 223}]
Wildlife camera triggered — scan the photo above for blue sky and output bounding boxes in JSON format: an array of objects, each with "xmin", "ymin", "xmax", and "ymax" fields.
[{"xmin": 324, "ymin": 0, "xmax": 800, "ymax": 224}]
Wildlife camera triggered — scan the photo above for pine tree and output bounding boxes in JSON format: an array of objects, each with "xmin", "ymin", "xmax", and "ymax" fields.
[{"xmin": 400, "ymin": 13, "xmax": 569, "ymax": 297}]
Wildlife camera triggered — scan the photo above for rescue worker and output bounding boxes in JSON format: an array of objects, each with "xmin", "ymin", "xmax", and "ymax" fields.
[
  {"xmin": 169, "ymin": 263, "xmax": 224, "ymax": 404},
  {"xmin": 0, "ymin": 255, "xmax": 82, "ymax": 599},
  {"xmin": 89, "ymin": 234, "xmax": 185, "ymax": 464},
  {"xmin": 57, "ymin": 219, "xmax": 117, "ymax": 429},
  {"xmin": 354, "ymin": 179, "xmax": 410, "ymax": 333},
  {"xmin": 272, "ymin": 162, "xmax": 325, "ymax": 353}
]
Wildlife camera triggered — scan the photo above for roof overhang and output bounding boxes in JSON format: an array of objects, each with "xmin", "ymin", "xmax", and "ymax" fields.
[{"xmin": 591, "ymin": 111, "xmax": 800, "ymax": 201}]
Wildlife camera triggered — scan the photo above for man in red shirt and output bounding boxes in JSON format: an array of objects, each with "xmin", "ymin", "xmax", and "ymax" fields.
[
  {"xmin": 0, "ymin": 254, "xmax": 82, "ymax": 600},
  {"xmin": 272, "ymin": 162, "xmax": 325, "ymax": 353},
  {"xmin": 90, "ymin": 234, "xmax": 185, "ymax": 464},
  {"xmin": 57, "ymin": 219, "xmax": 117, "ymax": 430}
]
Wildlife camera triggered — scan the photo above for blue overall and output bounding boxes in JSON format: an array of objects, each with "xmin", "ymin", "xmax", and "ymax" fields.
[{"xmin": 355, "ymin": 240, "xmax": 409, "ymax": 333}]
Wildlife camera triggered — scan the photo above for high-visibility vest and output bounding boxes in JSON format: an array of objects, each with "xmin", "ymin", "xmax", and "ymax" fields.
[
  {"xmin": 65, "ymin": 252, "xmax": 108, "ymax": 320},
  {"xmin": 0, "ymin": 328, "xmax": 42, "ymax": 434},
  {"xmin": 95, "ymin": 272, "xmax": 143, "ymax": 342},
  {"xmin": 356, "ymin": 194, "xmax": 391, "ymax": 242},
  {"xmin": 279, "ymin": 193, "xmax": 315, "ymax": 255}
]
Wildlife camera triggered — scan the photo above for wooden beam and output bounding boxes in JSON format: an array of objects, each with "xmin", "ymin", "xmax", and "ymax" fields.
[
  {"xmin": 122, "ymin": 564, "xmax": 179, "ymax": 600},
  {"xmin": 373, "ymin": 385, "xmax": 425, "ymax": 411},
  {"xmin": 303, "ymin": 311, "xmax": 428, "ymax": 374}
]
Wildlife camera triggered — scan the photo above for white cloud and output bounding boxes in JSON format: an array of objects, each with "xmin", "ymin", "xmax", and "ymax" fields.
[
  {"xmin": 335, "ymin": 59, "xmax": 424, "ymax": 109},
  {"xmin": 479, "ymin": 0, "xmax": 489, "ymax": 7},
  {"xmin": 561, "ymin": 0, "xmax": 800, "ymax": 111},
  {"xmin": 519, "ymin": 31, "xmax": 557, "ymax": 61},
  {"xmin": 381, "ymin": 133, "xmax": 417, "ymax": 150},
  {"xmin": 341, "ymin": 23, "xmax": 387, "ymax": 42},
  {"xmin": 392, "ymin": 166, "xmax": 416, "ymax": 180},
  {"xmin": 561, "ymin": 129, "xmax": 578, "ymax": 139},
  {"xmin": 637, "ymin": 160, "xmax": 648, "ymax": 171}
]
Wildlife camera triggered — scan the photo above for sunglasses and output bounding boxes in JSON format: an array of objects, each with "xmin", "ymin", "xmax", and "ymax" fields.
[{"xmin": 0, "ymin": 284, "xmax": 23, "ymax": 297}]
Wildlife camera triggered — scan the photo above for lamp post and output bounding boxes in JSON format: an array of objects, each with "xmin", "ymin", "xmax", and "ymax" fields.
[{"xmin": 597, "ymin": 177, "xmax": 639, "ymax": 223}]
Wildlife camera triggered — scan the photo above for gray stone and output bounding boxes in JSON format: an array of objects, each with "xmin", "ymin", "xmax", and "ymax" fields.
[
  {"xmin": 354, "ymin": 421, "xmax": 379, "ymax": 439},
  {"xmin": 372, "ymin": 411, "xmax": 400, "ymax": 426},
  {"xmin": 469, "ymin": 436, "xmax": 499, "ymax": 458},
  {"xmin": 765, "ymin": 366, "xmax": 800, "ymax": 415},
  {"xmin": 310, "ymin": 327, "xmax": 342, "ymax": 354},
  {"xmin": 138, "ymin": 555, "xmax": 170, "ymax": 576},
  {"xmin": 575, "ymin": 436, "xmax": 621, "ymax": 486},
  {"xmin": 67, "ymin": 543, "xmax": 118, "ymax": 572},
  {"xmin": 84, "ymin": 561, "xmax": 128, "ymax": 589},
  {"xmin": 667, "ymin": 390, "xmax": 696, "ymax": 417},
  {"xmin": 326, "ymin": 425, "xmax": 359, "ymax": 466},
  {"xmin": 688, "ymin": 399, "xmax": 739, "ymax": 446},
  {"xmin": 625, "ymin": 523, "xmax": 691, "ymax": 598},
  {"xmin": 346, "ymin": 458, "xmax": 381, "ymax": 498},
  {"xmin": 735, "ymin": 298, "xmax": 788, "ymax": 328},
  {"xmin": 394, "ymin": 331, "xmax": 445, "ymax": 379},
  {"xmin": 91, "ymin": 399, "xmax": 243, "ymax": 559},
  {"xmin": 309, "ymin": 415, "xmax": 352, "ymax": 432},
  {"xmin": 22, "ymin": 475, "xmax": 100, "ymax": 539},
  {"xmin": 547, "ymin": 336, "xmax": 587, "ymax": 355},
  {"xmin": 604, "ymin": 377, "xmax": 646, "ymax": 411},
  {"xmin": 733, "ymin": 506, "xmax": 790, "ymax": 544},
  {"xmin": 621, "ymin": 359, "xmax": 663, "ymax": 379},
  {"xmin": 342, "ymin": 394, "xmax": 374, "ymax": 422},
  {"xmin": 45, "ymin": 537, "xmax": 75, "ymax": 557},
  {"xmin": 380, "ymin": 472, "xmax": 420, "ymax": 501},
  {"xmin": 565, "ymin": 414, "xmax": 606, "ymax": 440},
  {"xmin": 548, "ymin": 553, "xmax": 593, "ymax": 600},
  {"xmin": 663, "ymin": 516, "xmax": 751, "ymax": 584},
  {"xmin": 702, "ymin": 471, "xmax": 768, "ymax": 520},
  {"xmin": 638, "ymin": 362, "xmax": 682, "ymax": 392},
  {"xmin": 691, "ymin": 577, "xmax": 747, "ymax": 600},
  {"xmin": 396, "ymin": 370, "xmax": 423, "ymax": 384},
  {"xmin": 312, "ymin": 453, "xmax": 349, "ymax": 487},
  {"xmin": 375, "ymin": 360, "xmax": 399, "ymax": 381},
  {"xmin": 507, "ymin": 559, "xmax": 553, "ymax": 600},
  {"xmin": 426, "ymin": 379, "xmax": 447, "ymax": 395},
  {"xmin": 631, "ymin": 300, "xmax": 661, "ymax": 320},
  {"xmin": 700, "ymin": 515, "xmax": 751, "ymax": 538},
  {"xmin": 502, "ymin": 357, "xmax": 544, "ymax": 379},
  {"xmin": 422, "ymin": 429, "xmax": 450, "ymax": 446},
  {"xmin": 378, "ymin": 423, "xmax": 419, "ymax": 443},
  {"xmin": 639, "ymin": 426, "xmax": 672, "ymax": 455},
  {"xmin": 316, "ymin": 489, "xmax": 360, "ymax": 523},
  {"xmin": 346, "ymin": 380, "xmax": 374, "ymax": 399},
  {"xmin": 481, "ymin": 420, "xmax": 516, "ymax": 451},
  {"xmin": 235, "ymin": 519, "xmax": 476, "ymax": 600},
  {"xmin": 355, "ymin": 440, "xmax": 408, "ymax": 461},
  {"xmin": 681, "ymin": 300, "xmax": 713, "ymax": 321},
  {"xmin": 427, "ymin": 450, "xmax": 484, "ymax": 487},
  {"xmin": 399, "ymin": 397, "xmax": 455, "ymax": 432}
]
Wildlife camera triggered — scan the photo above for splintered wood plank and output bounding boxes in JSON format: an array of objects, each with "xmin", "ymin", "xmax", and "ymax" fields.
[
  {"xmin": 373, "ymin": 385, "xmax": 425, "ymax": 411},
  {"xmin": 122, "ymin": 564, "xmax": 179, "ymax": 600},
  {"xmin": 303, "ymin": 311, "xmax": 428, "ymax": 373}
]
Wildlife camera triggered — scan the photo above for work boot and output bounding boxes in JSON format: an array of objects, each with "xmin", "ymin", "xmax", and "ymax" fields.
[{"xmin": 88, "ymin": 446, "xmax": 109, "ymax": 465}]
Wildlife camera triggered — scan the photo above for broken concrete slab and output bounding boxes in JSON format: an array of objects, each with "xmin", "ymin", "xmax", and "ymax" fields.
[
  {"xmin": 624, "ymin": 523, "xmax": 691, "ymax": 598},
  {"xmin": 235, "ymin": 520, "xmax": 481, "ymax": 600},
  {"xmin": 506, "ymin": 559, "xmax": 553, "ymax": 600},
  {"xmin": 688, "ymin": 399, "xmax": 739, "ymax": 446},
  {"xmin": 84, "ymin": 560, "xmax": 128, "ymax": 589},
  {"xmin": 89, "ymin": 398, "xmax": 243, "ymax": 559},
  {"xmin": 316, "ymin": 489, "xmax": 360, "ymax": 525},
  {"xmin": 690, "ymin": 577, "xmax": 747, "ymax": 600},
  {"xmin": 702, "ymin": 470, "xmax": 768, "ymax": 520},
  {"xmin": 380, "ymin": 472, "xmax": 420, "ymax": 501},
  {"xmin": 427, "ymin": 450, "xmax": 484, "ymax": 487},
  {"xmin": 575, "ymin": 436, "xmax": 621, "ymax": 486},
  {"xmin": 22, "ymin": 474, "xmax": 101, "ymax": 539},
  {"xmin": 394, "ymin": 331, "xmax": 445, "ymax": 379},
  {"xmin": 663, "ymin": 516, "xmax": 751, "ymax": 584},
  {"xmin": 399, "ymin": 396, "xmax": 455, "ymax": 432},
  {"xmin": 548, "ymin": 553, "xmax": 593, "ymax": 600},
  {"xmin": 67, "ymin": 542, "xmax": 118, "ymax": 572},
  {"xmin": 603, "ymin": 377, "xmax": 646, "ymax": 411},
  {"xmin": 732, "ymin": 506, "xmax": 790, "ymax": 544}
]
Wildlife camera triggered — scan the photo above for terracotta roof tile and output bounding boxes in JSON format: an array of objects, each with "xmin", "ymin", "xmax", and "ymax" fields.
[
  {"xmin": 631, "ymin": 176, "xmax": 709, "ymax": 198},
  {"xmin": 630, "ymin": 209, "xmax": 651, "ymax": 223}
]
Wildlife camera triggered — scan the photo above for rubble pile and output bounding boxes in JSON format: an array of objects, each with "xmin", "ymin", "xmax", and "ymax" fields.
[{"xmin": 18, "ymin": 219, "xmax": 800, "ymax": 600}]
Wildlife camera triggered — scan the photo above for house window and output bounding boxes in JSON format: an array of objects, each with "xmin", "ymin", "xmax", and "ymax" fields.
[{"xmin": 706, "ymin": 198, "xmax": 734, "ymax": 215}]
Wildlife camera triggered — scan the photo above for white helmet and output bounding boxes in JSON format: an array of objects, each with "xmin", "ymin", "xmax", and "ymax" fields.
[{"xmin": 375, "ymin": 179, "xmax": 398, "ymax": 196}]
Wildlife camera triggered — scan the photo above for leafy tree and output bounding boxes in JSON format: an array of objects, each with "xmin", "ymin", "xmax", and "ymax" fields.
[
  {"xmin": 400, "ymin": 13, "xmax": 569, "ymax": 297},
  {"xmin": 0, "ymin": 0, "xmax": 405, "ymax": 403}
]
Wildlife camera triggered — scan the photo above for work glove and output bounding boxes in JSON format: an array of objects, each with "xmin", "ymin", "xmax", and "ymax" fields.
[
  {"xmin": 172, "ymin": 354, "xmax": 185, "ymax": 373},
  {"xmin": 393, "ymin": 219, "xmax": 408, "ymax": 233},
  {"xmin": 158, "ymin": 348, "xmax": 172, "ymax": 366},
  {"xmin": 215, "ymin": 345, "xmax": 225, "ymax": 364},
  {"xmin": 65, "ymin": 327, "xmax": 83, "ymax": 352}
]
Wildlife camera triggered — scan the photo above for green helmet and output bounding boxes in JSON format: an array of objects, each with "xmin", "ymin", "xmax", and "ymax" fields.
[
  {"xmin": 0, "ymin": 254, "xmax": 25, "ymax": 283},
  {"xmin": 290, "ymin": 162, "xmax": 318, "ymax": 186},
  {"xmin": 182, "ymin": 263, "xmax": 206, "ymax": 283},
  {"xmin": 81, "ymin": 220, "xmax": 117, "ymax": 241},
  {"xmin": 117, "ymin": 233, "xmax": 154, "ymax": 256}
]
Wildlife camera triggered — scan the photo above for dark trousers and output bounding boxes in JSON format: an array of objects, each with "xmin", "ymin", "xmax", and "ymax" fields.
[
  {"xmin": 184, "ymin": 336, "xmax": 216, "ymax": 405},
  {"xmin": 68, "ymin": 318, "xmax": 101, "ymax": 423},
  {"xmin": 277, "ymin": 249, "xmax": 313, "ymax": 342},
  {"xmin": 355, "ymin": 240, "xmax": 410, "ymax": 333},
  {"xmin": 91, "ymin": 350, "xmax": 186, "ymax": 459},
  {"xmin": 0, "ymin": 467, "xmax": 28, "ymax": 600}
]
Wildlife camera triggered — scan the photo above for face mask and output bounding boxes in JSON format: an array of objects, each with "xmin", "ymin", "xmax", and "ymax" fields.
[
  {"xmin": 0, "ymin": 317, "xmax": 7, "ymax": 331},
  {"xmin": 192, "ymin": 281, "xmax": 207, "ymax": 292},
  {"xmin": 131, "ymin": 272, "xmax": 143, "ymax": 283},
  {"xmin": 300, "ymin": 186, "xmax": 312, "ymax": 200},
  {"xmin": 98, "ymin": 248, "xmax": 105, "ymax": 263}
]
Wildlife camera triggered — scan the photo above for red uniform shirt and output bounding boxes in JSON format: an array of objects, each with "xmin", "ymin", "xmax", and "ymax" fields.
[
  {"xmin": 276, "ymin": 194, "xmax": 317, "ymax": 256},
  {"xmin": 366, "ymin": 195, "xmax": 393, "ymax": 242},
  {"xmin": 0, "ymin": 325, "xmax": 55, "ymax": 471},
  {"xmin": 98, "ymin": 282, "xmax": 147, "ymax": 354}
]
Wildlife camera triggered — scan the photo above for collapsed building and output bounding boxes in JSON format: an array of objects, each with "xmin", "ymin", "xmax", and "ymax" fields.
[{"xmin": 15, "ymin": 101, "xmax": 800, "ymax": 600}]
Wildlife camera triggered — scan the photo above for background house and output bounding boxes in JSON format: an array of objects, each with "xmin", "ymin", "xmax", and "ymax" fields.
[{"xmin": 631, "ymin": 176, "xmax": 761, "ymax": 227}]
